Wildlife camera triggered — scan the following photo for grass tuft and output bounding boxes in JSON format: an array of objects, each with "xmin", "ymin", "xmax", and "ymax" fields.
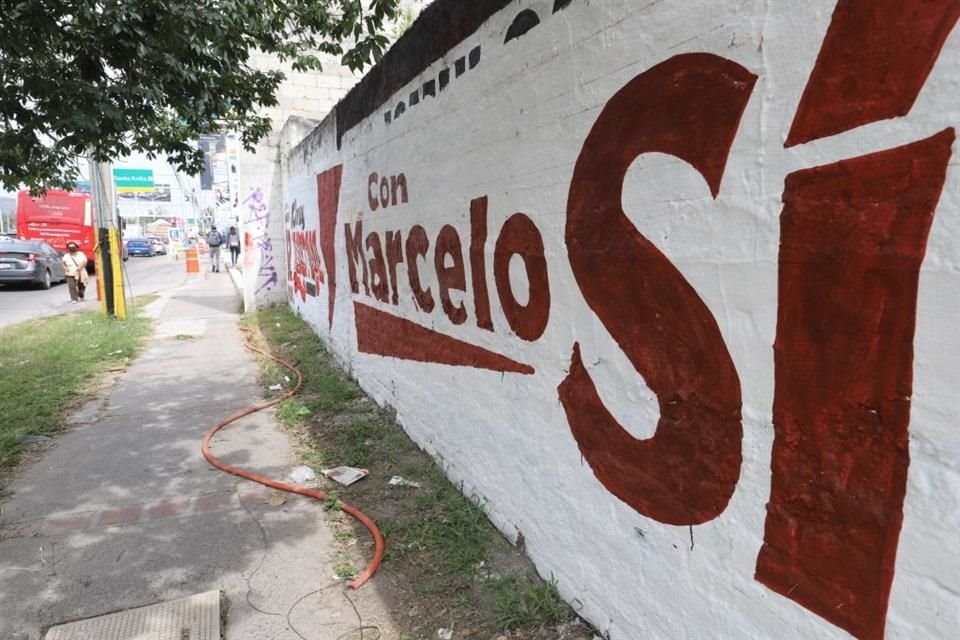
[
  {"xmin": 334, "ymin": 550, "xmax": 358, "ymax": 579},
  {"xmin": 275, "ymin": 399, "xmax": 311, "ymax": 424},
  {"xmin": 323, "ymin": 494, "xmax": 342, "ymax": 512},
  {"xmin": 334, "ymin": 420, "xmax": 374, "ymax": 467},
  {"xmin": 488, "ymin": 575, "xmax": 572, "ymax": 629}
]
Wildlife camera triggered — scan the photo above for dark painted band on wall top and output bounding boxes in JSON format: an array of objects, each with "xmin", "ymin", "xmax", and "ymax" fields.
[{"xmin": 335, "ymin": 0, "xmax": 513, "ymax": 148}]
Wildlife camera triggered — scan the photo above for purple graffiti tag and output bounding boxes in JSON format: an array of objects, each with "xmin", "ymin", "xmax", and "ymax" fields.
[
  {"xmin": 256, "ymin": 260, "xmax": 279, "ymax": 292},
  {"xmin": 243, "ymin": 188, "xmax": 269, "ymax": 224},
  {"xmin": 244, "ymin": 187, "xmax": 278, "ymax": 294},
  {"xmin": 255, "ymin": 232, "xmax": 278, "ymax": 292},
  {"xmin": 249, "ymin": 191, "xmax": 265, "ymax": 208}
]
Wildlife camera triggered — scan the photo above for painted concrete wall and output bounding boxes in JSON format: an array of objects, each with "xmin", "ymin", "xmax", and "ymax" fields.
[
  {"xmin": 240, "ymin": 54, "xmax": 361, "ymax": 309},
  {"xmin": 239, "ymin": 0, "xmax": 431, "ymax": 309},
  {"xmin": 277, "ymin": 1, "xmax": 959, "ymax": 638}
]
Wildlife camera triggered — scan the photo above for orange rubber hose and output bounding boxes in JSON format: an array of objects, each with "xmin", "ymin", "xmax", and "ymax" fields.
[{"xmin": 200, "ymin": 340, "xmax": 385, "ymax": 589}]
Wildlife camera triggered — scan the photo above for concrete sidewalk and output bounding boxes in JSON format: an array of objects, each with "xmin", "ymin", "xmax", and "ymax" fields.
[{"xmin": 0, "ymin": 270, "xmax": 388, "ymax": 639}]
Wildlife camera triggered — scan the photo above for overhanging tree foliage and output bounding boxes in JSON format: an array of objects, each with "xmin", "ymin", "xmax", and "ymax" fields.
[{"xmin": 0, "ymin": 0, "xmax": 402, "ymax": 192}]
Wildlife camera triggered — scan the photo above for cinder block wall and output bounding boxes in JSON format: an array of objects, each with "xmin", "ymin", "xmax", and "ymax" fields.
[{"xmin": 276, "ymin": 1, "xmax": 960, "ymax": 638}]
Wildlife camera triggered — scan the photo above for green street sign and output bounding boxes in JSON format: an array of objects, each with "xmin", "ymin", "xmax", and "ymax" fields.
[{"xmin": 113, "ymin": 168, "xmax": 155, "ymax": 193}]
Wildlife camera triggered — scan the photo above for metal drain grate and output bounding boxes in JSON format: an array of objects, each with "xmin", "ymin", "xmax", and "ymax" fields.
[{"xmin": 45, "ymin": 590, "xmax": 221, "ymax": 640}]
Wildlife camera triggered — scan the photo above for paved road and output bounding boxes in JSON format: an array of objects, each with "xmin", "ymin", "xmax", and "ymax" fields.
[{"xmin": 0, "ymin": 254, "xmax": 190, "ymax": 328}]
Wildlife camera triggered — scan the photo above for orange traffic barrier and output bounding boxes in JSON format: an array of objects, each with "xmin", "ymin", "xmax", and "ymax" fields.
[{"xmin": 185, "ymin": 247, "xmax": 199, "ymax": 273}]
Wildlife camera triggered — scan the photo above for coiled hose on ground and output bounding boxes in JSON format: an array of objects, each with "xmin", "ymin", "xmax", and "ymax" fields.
[{"xmin": 200, "ymin": 340, "xmax": 385, "ymax": 589}]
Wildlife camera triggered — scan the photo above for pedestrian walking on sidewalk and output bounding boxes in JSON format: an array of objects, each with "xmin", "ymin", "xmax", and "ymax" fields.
[
  {"xmin": 61, "ymin": 241, "xmax": 89, "ymax": 303},
  {"xmin": 206, "ymin": 226, "xmax": 223, "ymax": 273},
  {"xmin": 227, "ymin": 226, "xmax": 241, "ymax": 267}
]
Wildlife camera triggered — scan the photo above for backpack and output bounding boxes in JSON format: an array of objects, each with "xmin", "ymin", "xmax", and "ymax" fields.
[{"xmin": 207, "ymin": 230, "xmax": 223, "ymax": 247}]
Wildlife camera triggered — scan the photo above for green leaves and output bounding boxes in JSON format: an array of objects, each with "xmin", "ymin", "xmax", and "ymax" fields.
[{"xmin": 0, "ymin": 0, "xmax": 402, "ymax": 192}]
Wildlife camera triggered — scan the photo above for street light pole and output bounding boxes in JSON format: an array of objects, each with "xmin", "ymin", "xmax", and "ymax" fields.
[{"xmin": 88, "ymin": 156, "xmax": 126, "ymax": 319}]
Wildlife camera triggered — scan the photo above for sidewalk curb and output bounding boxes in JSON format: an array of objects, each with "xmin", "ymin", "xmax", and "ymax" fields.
[
  {"xmin": 140, "ymin": 289, "xmax": 175, "ymax": 320},
  {"xmin": 227, "ymin": 266, "xmax": 243, "ymax": 300}
]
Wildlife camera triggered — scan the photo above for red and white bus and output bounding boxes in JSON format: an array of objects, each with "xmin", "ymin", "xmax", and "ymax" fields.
[{"xmin": 16, "ymin": 189, "xmax": 96, "ymax": 258}]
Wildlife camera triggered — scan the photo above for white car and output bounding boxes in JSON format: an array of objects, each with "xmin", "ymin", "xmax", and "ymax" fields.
[{"xmin": 148, "ymin": 237, "xmax": 168, "ymax": 255}]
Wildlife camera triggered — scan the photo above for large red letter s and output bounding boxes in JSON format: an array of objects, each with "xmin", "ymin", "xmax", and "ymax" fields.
[{"xmin": 559, "ymin": 54, "xmax": 755, "ymax": 525}]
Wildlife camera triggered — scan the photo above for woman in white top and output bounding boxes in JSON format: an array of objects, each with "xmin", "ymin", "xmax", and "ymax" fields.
[{"xmin": 61, "ymin": 241, "xmax": 89, "ymax": 303}]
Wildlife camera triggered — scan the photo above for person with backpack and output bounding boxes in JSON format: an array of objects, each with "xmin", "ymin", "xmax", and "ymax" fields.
[{"xmin": 206, "ymin": 225, "xmax": 224, "ymax": 272}]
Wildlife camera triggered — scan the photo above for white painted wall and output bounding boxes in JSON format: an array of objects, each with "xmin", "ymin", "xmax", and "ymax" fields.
[
  {"xmin": 277, "ymin": 2, "xmax": 959, "ymax": 638},
  {"xmin": 240, "ymin": 54, "xmax": 361, "ymax": 309},
  {"xmin": 238, "ymin": 1, "xmax": 431, "ymax": 309}
]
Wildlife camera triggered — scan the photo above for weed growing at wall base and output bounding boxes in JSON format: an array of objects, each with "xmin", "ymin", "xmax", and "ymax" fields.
[
  {"xmin": 243, "ymin": 306, "xmax": 596, "ymax": 639},
  {"xmin": 490, "ymin": 576, "xmax": 571, "ymax": 630}
]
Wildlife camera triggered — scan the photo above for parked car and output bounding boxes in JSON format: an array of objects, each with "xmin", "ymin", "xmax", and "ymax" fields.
[
  {"xmin": 0, "ymin": 239, "xmax": 67, "ymax": 289},
  {"xmin": 125, "ymin": 238, "xmax": 155, "ymax": 257},
  {"xmin": 147, "ymin": 236, "xmax": 167, "ymax": 255}
]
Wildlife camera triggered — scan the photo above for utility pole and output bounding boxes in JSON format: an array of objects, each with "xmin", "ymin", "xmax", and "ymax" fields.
[{"xmin": 88, "ymin": 157, "xmax": 127, "ymax": 319}]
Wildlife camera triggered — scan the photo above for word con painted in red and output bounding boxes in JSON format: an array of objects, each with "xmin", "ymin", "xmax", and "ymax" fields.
[{"xmin": 367, "ymin": 171, "xmax": 409, "ymax": 211}]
